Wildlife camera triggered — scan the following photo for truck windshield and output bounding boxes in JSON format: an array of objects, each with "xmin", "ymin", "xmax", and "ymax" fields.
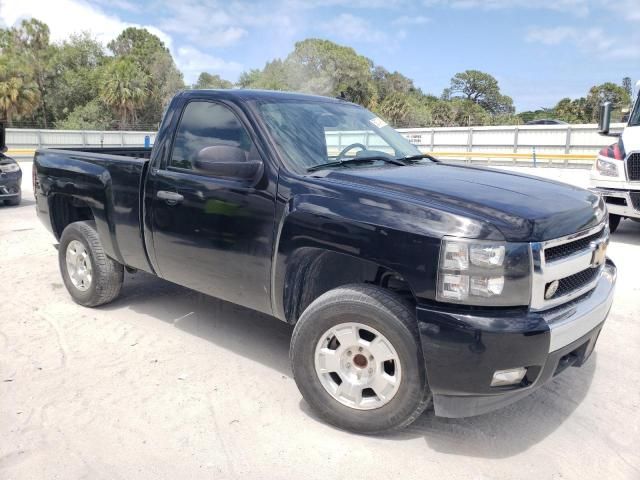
[
  {"xmin": 629, "ymin": 93, "xmax": 640, "ymax": 127},
  {"xmin": 256, "ymin": 100, "xmax": 422, "ymax": 173}
]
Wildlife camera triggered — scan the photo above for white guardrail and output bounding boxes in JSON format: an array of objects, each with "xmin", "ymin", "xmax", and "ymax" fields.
[{"xmin": 5, "ymin": 123, "xmax": 626, "ymax": 167}]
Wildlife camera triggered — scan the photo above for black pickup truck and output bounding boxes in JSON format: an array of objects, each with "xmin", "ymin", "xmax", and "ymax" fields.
[{"xmin": 33, "ymin": 90, "xmax": 616, "ymax": 433}]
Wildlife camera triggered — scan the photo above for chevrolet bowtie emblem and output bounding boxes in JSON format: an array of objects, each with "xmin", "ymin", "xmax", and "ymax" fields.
[{"xmin": 590, "ymin": 240, "xmax": 608, "ymax": 268}]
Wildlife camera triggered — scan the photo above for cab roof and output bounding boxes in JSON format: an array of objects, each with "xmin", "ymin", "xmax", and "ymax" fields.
[{"xmin": 178, "ymin": 88, "xmax": 356, "ymax": 105}]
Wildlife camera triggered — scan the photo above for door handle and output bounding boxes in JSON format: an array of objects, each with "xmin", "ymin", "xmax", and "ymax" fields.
[{"xmin": 157, "ymin": 190, "xmax": 184, "ymax": 205}]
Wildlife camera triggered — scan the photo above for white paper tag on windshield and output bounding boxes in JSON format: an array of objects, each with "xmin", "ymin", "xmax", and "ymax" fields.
[{"xmin": 369, "ymin": 117, "xmax": 387, "ymax": 129}]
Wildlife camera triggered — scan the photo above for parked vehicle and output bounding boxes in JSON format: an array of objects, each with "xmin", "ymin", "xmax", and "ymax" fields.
[
  {"xmin": 592, "ymin": 81, "xmax": 640, "ymax": 233},
  {"xmin": 32, "ymin": 90, "xmax": 616, "ymax": 433},
  {"xmin": 525, "ymin": 119, "xmax": 568, "ymax": 125},
  {"xmin": 0, "ymin": 124, "xmax": 22, "ymax": 206}
]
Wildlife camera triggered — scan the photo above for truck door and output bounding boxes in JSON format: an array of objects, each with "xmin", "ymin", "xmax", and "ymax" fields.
[{"xmin": 147, "ymin": 99, "xmax": 277, "ymax": 315}]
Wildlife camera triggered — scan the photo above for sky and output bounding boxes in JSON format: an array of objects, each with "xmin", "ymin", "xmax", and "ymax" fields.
[{"xmin": 0, "ymin": 0, "xmax": 638, "ymax": 111}]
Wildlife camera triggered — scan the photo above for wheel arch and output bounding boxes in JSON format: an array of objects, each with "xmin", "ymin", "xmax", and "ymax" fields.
[{"xmin": 279, "ymin": 247, "xmax": 417, "ymax": 324}]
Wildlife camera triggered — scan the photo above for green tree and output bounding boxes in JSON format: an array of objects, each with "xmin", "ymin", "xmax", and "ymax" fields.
[
  {"xmin": 108, "ymin": 27, "xmax": 184, "ymax": 126},
  {"xmin": 450, "ymin": 98, "xmax": 491, "ymax": 126},
  {"xmin": 554, "ymin": 97, "xmax": 589, "ymax": 123},
  {"xmin": 57, "ymin": 98, "xmax": 113, "ymax": 130},
  {"xmin": 446, "ymin": 70, "xmax": 514, "ymax": 115},
  {"xmin": 194, "ymin": 72, "xmax": 233, "ymax": 89},
  {"xmin": 585, "ymin": 82, "xmax": 631, "ymax": 122},
  {"xmin": 2, "ymin": 19, "xmax": 54, "ymax": 127},
  {"xmin": 100, "ymin": 58, "xmax": 148, "ymax": 128},
  {"xmin": 377, "ymin": 92, "xmax": 411, "ymax": 127},
  {"xmin": 285, "ymin": 39, "xmax": 375, "ymax": 107},
  {"xmin": 0, "ymin": 57, "xmax": 40, "ymax": 126},
  {"xmin": 238, "ymin": 60, "xmax": 291, "ymax": 90},
  {"xmin": 372, "ymin": 67, "xmax": 416, "ymax": 101},
  {"xmin": 48, "ymin": 33, "xmax": 106, "ymax": 125},
  {"xmin": 431, "ymin": 100, "xmax": 456, "ymax": 127},
  {"xmin": 622, "ymin": 77, "xmax": 632, "ymax": 99}
]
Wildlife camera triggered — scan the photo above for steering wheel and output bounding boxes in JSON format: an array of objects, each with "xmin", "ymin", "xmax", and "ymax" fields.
[{"xmin": 336, "ymin": 143, "xmax": 368, "ymax": 161}]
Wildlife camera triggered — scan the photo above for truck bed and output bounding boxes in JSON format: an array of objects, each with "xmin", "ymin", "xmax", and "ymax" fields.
[{"xmin": 34, "ymin": 147, "xmax": 153, "ymax": 273}]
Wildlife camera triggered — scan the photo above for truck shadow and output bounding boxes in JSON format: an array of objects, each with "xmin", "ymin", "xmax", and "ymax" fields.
[
  {"xmin": 101, "ymin": 271, "xmax": 294, "ymax": 376},
  {"xmin": 392, "ymin": 356, "xmax": 596, "ymax": 458},
  {"xmin": 103, "ymin": 270, "xmax": 597, "ymax": 459},
  {"xmin": 611, "ymin": 220, "xmax": 640, "ymax": 246}
]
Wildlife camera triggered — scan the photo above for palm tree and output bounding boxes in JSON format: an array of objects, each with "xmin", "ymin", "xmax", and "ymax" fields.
[
  {"xmin": 0, "ymin": 62, "xmax": 40, "ymax": 126},
  {"xmin": 100, "ymin": 58, "xmax": 148, "ymax": 128}
]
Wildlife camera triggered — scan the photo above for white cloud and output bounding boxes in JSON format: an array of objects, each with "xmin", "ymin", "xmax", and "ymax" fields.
[
  {"xmin": 392, "ymin": 15, "xmax": 431, "ymax": 25},
  {"xmin": 322, "ymin": 13, "xmax": 391, "ymax": 44},
  {"xmin": 0, "ymin": 0, "xmax": 172, "ymax": 48},
  {"xmin": 425, "ymin": 0, "xmax": 591, "ymax": 16},
  {"xmin": 174, "ymin": 46, "xmax": 243, "ymax": 84},
  {"xmin": 526, "ymin": 26, "xmax": 640, "ymax": 59}
]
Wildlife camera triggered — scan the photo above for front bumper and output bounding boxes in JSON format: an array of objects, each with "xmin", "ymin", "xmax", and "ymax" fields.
[
  {"xmin": 590, "ymin": 187, "xmax": 640, "ymax": 219},
  {"xmin": 417, "ymin": 260, "xmax": 616, "ymax": 418},
  {"xmin": 0, "ymin": 170, "xmax": 22, "ymax": 198}
]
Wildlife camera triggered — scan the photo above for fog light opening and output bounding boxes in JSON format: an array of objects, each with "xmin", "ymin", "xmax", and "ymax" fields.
[{"xmin": 491, "ymin": 367, "xmax": 527, "ymax": 387}]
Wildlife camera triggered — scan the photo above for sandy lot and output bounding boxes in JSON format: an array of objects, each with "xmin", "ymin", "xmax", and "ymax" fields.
[{"xmin": 1, "ymin": 163, "xmax": 639, "ymax": 480}]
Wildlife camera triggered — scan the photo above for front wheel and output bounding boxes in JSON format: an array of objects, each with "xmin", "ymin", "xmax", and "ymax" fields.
[
  {"xmin": 290, "ymin": 284, "xmax": 431, "ymax": 434},
  {"xmin": 59, "ymin": 221, "xmax": 124, "ymax": 307}
]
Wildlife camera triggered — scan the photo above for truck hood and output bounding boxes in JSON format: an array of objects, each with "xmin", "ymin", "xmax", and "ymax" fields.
[{"xmin": 320, "ymin": 163, "xmax": 605, "ymax": 242}]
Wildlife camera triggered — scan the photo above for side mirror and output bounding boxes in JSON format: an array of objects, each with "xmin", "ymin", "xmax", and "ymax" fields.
[
  {"xmin": 598, "ymin": 102, "xmax": 612, "ymax": 135},
  {"xmin": 194, "ymin": 145, "xmax": 263, "ymax": 181}
]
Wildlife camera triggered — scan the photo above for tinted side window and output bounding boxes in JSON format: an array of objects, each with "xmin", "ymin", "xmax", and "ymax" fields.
[{"xmin": 170, "ymin": 102, "xmax": 254, "ymax": 170}]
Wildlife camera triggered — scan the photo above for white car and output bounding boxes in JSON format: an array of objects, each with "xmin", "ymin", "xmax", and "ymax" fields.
[{"xmin": 591, "ymin": 81, "xmax": 640, "ymax": 233}]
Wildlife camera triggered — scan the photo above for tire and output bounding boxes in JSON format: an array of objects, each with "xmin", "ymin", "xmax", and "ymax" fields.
[
  {"xmin": 5, "ymin": 191, "xmax": 21, "ymax": 206},
  {"xmin": 290, "ymin": 284, "xmax": 431, "ymax": 434},
  {"xmin": 58, "ymin": 221, "xmax": 124, "ymax": 307},
  {"xmin": 609, "ymin": 213, "xmax": 621, "ymax": 234}
]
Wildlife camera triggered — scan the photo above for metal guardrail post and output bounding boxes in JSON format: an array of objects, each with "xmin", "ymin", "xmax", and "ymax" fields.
[
  {"xmin": 121, "ymin": 132, "xmax": 125, "ymax": 146},
  {"xmin": 513, "ymin": 127, "xmax": 519, "ymax": 165},
  {"xmin": 532, "ymin": 146, "xmax": 537, "ymax": 167},
  {"xmin": 430, "ymin": 129, "xmax": 435, "ymax": 152},
  {"xmin": 36, "ymin": 129, "xmax": 42, "ymax": 148},
  {"xmin": 564, "ymin": 127, "xmax": 572, "ymax": 167},
  {"xmin": 467, "ymin": 128, "xmax": 473, "ymax": 164},
  {"xmin": 82, "ymin": 131, "xmax": 87, "ymax": 146}
]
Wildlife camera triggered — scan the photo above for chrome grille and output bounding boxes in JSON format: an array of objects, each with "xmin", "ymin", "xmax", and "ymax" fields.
[
  {"xmin": 630, "ymin": 192, "xmax": 640, "ymax": 211},
  {"xmin": 531, "ymin": 222, "xmax": 608, "ymax": 311},
  {"xmin": 547, "ymin": 268, "xmax": 600, "ymax": 299},
  {"xmin": 544, "ymin": 229, "xmax": 604, "ymax": 263},
  {"xmin": 628, "ymin": 153, "xmax": 640, "ymax": 181}
]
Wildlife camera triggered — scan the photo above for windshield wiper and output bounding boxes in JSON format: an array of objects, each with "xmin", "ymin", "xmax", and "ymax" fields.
[
  {"xmin": 396, "ymin": 153, "xmax": 439, "ymax": 163},
  {"xmin": 307, "ymin": 156, "xmax": 406, "ymax": 173}
]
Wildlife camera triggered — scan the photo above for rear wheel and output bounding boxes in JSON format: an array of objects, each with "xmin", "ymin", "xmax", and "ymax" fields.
[
  {"xmin": 290, "ymin": 284, "xmax": 431, "ymax": 434},
  {"xmin": 59, "ymin": 221, "xmax": 124, "ymax": 307},
  {"xmin": 609, "ymin": 213, "xmax": 621, "ymax": 234}
]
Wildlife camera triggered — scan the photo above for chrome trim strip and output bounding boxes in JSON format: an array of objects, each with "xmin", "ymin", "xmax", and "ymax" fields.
[
  {"xmin": 542, "ymin": 222, "xmax": 605, "ymax": 250},
  {"xmin": 590, "ymin": 188, "xmax": 640, "ymax": 218},
  {"xmin": 545, "ymin": 262, "xmax": 616, "ymax": 352}
]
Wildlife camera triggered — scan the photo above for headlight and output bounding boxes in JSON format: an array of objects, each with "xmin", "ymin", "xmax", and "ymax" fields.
[
  {"xmin": 437, "ymin": 237, "xmax": 531, "ymax": 306},
  {"xmin": 0, "ymin": 163, "xmax": 20, "ymax": 173},
  {"xmin": 595, "ymin": 157, "xmax": 618, "ymax": 177}
]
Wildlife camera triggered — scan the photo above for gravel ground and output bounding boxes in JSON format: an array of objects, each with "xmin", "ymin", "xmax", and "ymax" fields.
[{"xmin": 1, "ymin": 162, "xmax": 639, "ymax": 480}]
